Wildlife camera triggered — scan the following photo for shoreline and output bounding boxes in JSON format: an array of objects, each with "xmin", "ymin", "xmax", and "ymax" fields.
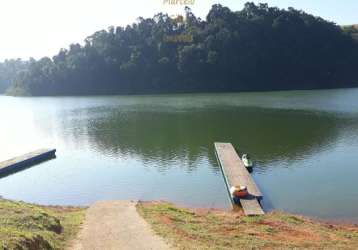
[
  {"xmin": 137, "ymin": 201, "xmax": 358, "ymax": 250},
  {"xmin": 2, "ymin": 195, "xmax": 358, "ymax": 226},
  {"xmin": 147, "ymin": 199, "xmax": 358, "ymax": 226},
  {"xmin": 4, "ymin": 85, "xmax": 358, "ymax": 98},
  {"xmin": 1, "ymin": 197, "xmax": 358, "ymax": 249}
]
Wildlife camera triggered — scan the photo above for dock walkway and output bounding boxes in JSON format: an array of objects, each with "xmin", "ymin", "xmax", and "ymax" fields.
[
  {"xmin": 0, "ymin": 149, "xmax": 56, "ymax": 177},
  {"xmin": 215, "ymin": 143, "xmax": 264, "ymax": 216}
]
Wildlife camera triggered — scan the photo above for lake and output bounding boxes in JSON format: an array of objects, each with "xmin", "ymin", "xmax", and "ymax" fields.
[{"xmin": 1, "ymin": 88, "xmax": 358, "ymax": 221}]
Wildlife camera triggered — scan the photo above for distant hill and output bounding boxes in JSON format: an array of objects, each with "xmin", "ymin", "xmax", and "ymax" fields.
[{"xmin": 4, "ymin": 3, "xmax": 358, "ymax": 96}]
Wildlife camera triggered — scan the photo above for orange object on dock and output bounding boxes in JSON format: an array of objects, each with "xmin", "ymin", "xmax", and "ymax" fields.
[{"xmin": 215, "ymin": 143, "xmax": 264, "ymax": 216}]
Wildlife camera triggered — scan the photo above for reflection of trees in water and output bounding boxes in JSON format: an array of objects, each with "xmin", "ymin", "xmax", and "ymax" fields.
[
  {"xmin": 85, "ymin": 108, "xmax": 211, "ymax": 173},
  {"xmin": 60, "ymin": 106, "xmax": 356, "ymax": 173}
]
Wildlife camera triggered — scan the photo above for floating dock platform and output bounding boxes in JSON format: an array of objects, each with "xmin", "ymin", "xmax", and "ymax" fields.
[
  {"xmin": 215, "ymin": 143, "xmax": 264, "ymax": 216},
  {"xmin": 0, "ymin": 149, "xmax": 56, "ymax": 177}
]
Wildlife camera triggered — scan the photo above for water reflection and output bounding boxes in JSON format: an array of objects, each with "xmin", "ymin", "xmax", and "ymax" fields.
[
  {"xmin": 56, "ymin": 105, "xmax": 353, "ymax": 174},
  {"xmin": 1, "ymin": 90, "xmax": 358, "ymax": 219}
]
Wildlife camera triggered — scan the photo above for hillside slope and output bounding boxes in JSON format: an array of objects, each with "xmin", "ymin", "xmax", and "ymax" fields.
[{"xmin": 0, "ymin": 199, "xmax": 85, "ymax": 250}]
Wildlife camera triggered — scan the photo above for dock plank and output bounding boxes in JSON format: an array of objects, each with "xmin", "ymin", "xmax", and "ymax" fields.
[
  {"xmin": 215, "ymin": 143, "xmax": 264, "ymax": 216},
  {"xmin": 0, "ymin": 149, "xmax": 56, "ymax": 176},
  {"xmin": 240, "ymin": 197, "xmax": 265, "ymax": 216}
]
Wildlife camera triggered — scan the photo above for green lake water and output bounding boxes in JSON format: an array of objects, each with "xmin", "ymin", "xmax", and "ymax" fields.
[{"xmin": 1, "ymin": 88, "xmax": 358, "ymax": 221}]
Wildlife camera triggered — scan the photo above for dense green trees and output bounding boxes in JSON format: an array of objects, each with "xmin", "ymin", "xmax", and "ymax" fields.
[{"xmin": 2, "ymin": 3, "xmax": 358, "ymax": 96}]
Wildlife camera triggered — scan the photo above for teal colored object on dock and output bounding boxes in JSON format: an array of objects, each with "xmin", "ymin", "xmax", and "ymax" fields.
[{"xmin": 0, "ymin": 149, "xmax": 56, "ymax": 177}]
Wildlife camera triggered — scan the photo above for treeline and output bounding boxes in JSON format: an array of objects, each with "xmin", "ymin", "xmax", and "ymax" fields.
[
  {"xmin": 0, "ymin": 59, "xmax": 28, "ymax": 93},
  {"xmin": 3, "ymin": 3, "xmax": 358, "ymax": 96}
]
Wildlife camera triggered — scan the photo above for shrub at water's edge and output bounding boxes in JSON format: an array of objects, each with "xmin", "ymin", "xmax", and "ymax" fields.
[
  {"xmin": 137, "ymin": 201, "xmax": 358, "ymax": 250},
  {"xmin": 0, "ymin": 198, "xmax": 85, "ymax": 250},
  {"xmin": 5, "ymin": 84, "xmax": 31, "ymax": 96},
  {"xmin": 1, "ymin": 3, "xmax": 358, "ymax": 96}
]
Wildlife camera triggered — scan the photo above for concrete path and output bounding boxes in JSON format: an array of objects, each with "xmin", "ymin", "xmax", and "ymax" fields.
[{"xmin": 70, "ymin": 200, "xmax": 172, "ymax": 250}]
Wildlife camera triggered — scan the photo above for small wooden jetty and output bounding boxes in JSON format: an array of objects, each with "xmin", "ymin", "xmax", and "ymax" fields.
[
  {"xmin": 0, "ymin": 149, "xmax": 56, "ymax": 177},
  {"xmin": 215, "ymin": 143, "xmax": 264, "ymax": 216}
]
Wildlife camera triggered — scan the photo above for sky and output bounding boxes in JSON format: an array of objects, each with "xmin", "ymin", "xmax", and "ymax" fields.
[{"xmin": 0, "ymin": 0, "xmax": 357, "ymax": 61}]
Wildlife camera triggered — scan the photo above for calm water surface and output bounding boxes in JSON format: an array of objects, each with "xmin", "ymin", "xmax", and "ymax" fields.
[{"xmin": 1, "ymin": 89, "xmax": 358, "ymax": 221}]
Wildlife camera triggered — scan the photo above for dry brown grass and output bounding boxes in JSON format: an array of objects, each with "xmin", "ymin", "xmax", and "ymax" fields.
[{"xmin": 137, "ymin": 201, "xmax": 358, "ymax": 250}]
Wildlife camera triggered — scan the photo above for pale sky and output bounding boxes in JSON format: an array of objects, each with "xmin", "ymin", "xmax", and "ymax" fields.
[{"xmin": 0, "ymin": 0, "xmax": 357, "ymax": 61}]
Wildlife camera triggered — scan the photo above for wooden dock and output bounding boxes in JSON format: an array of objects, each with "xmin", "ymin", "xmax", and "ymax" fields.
[
  {"xmin": 215, "ymin": 143, "xmax": 264, "ymax": 216},
  {"xmin": 0, "ymin": 149, "xmax": 56, "ymax": 177}
]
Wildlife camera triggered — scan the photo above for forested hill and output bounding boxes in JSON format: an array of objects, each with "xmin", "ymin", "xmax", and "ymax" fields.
[
  {"xmin": 4, "ymin": 3, "xmax": 358, "ymax": 96},
  {"xmin": 0, "ymin": 59, "xmax": 27, "ymax": 94}
]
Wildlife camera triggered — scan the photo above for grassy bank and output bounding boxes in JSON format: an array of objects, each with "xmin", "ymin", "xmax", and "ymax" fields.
[
  {"xmin": 0, "ymin": 198, "xmax": 85, "ymax": 250},
  {"xmin": 137, "ymin": 201, "xmax": 358, "ymax": 250}
]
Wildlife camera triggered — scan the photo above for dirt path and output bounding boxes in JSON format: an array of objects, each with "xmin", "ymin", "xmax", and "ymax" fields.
[{"xmin": 70, "ymin": 200, "xmax": 172, "ymax": 250}]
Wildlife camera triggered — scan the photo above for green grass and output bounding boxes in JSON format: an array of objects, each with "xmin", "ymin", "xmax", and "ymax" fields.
[
  {"xmin": 137, "ymin": 201, "xmax": 358, "ymax": 250},
  {"xmin": 0, "ymin": 198, "xmax": 85, "ymax": 250}
]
